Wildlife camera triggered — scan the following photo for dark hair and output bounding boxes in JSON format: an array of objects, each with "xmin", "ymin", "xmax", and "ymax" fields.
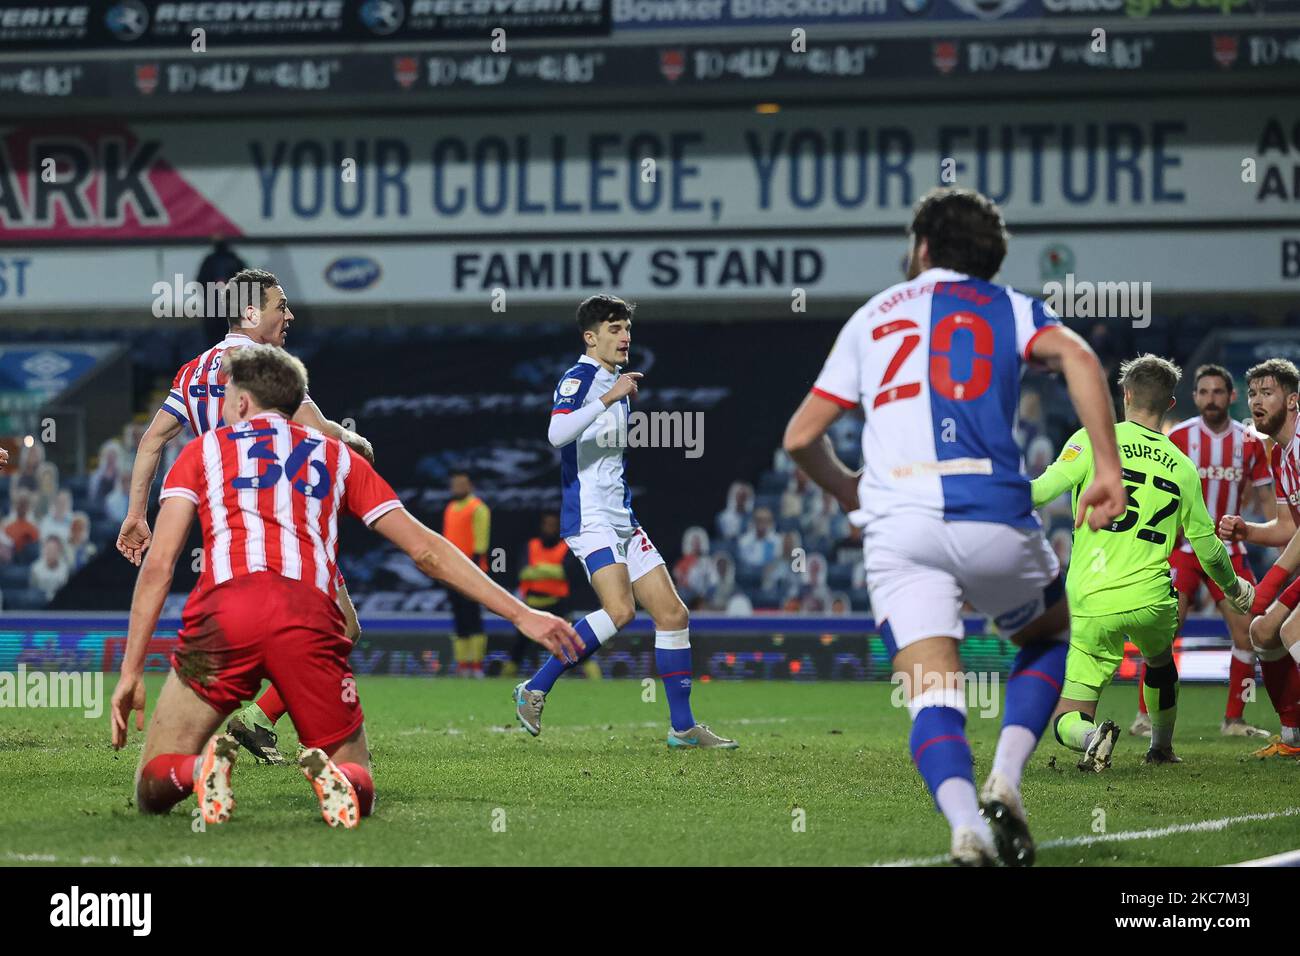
[
  {"xmin": 225, "ymin": 268, "xmax": 281, "ymax": 328},
  {"xmin": 224, "ymin": 343, "xmax": 307, "ymax": 417},
  {"xmin": 1118, "ymin": 353, "xmax": 1181, "ymax": 414},
  {"xmin": 1193, "ymin": 363, "xmax": 1234, "ymax": 392},
  {"xmin": 1246, "ymin": 358, "xmax": 1300, "ymax": 395},
  {"xmin": 908, "ymin": 187, "xmax": 1009, "ymax": 281},
  {"xmin": 450, "ymin": 470, "xmax": 471, "ymax": 482},
  {"xmin": 577, "ymin": 293, "xmax": 635, "ymax": 337}
]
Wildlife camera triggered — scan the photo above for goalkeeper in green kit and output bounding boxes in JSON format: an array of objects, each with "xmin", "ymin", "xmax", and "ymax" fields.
[{"xmin": 1032, "ymin": 355, "xmax": 1256, "ymax": 769}]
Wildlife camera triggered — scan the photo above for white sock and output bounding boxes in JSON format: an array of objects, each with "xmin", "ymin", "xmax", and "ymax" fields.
[
  {"xmin": 654, "ymin": 627, "xmax": 690, "ymax": 650},
  {"xmin": 1283, "ymin": 726, "xmax": 1300, "ymax": 747},
  {"xmin": 587, "ymin": 609, "xmax": 618, "ymax": 644},
  {"xmin": 990, "ymin": 726, "xmax": 1037, "ymax": 790},
  {"xmin": 935, "ymin": 778, "xmax": 988, "ymax": 835}
]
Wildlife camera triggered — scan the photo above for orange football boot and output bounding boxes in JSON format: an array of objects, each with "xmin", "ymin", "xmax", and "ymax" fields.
[
  {"xmin": 298, "ymin": 748, "xmax": 360, "ymax": 829},
  {"xmin": 1251, "ymin": 734, "xmax": 1300, "ymax": 759},
  {"xmin": 195, "ymin": 733, "xmax": 239, "ymax": 824}
]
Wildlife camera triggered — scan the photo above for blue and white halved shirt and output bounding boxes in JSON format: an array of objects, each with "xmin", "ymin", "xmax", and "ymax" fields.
[{"xmin": 551, "ymin": 355, "xmax": 637, "ymax": 538}]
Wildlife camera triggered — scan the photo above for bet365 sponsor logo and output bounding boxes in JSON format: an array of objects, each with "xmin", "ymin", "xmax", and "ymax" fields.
[
  {"xmin": 1198, "ymin": 464, "xmax": 1243, "ymax": 482},
  {"xmin": 50, "ymin": 886, "xmax": 151, "ymax": 936}
]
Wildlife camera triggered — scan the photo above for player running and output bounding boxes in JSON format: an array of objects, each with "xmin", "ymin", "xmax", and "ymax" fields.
[
  {"xmin": 109, "ymin": 346, "xmax": 581, "ymax": 828},
  {"xmin": 116, "ymin": 268, "xmax": 372, "ymax": 765},
  {"xmin": 1034, "ymin": 356, "xmax": 1254, "ymax": 772},
  {"xmin": 1127, "ymin": 364, "xmax": 1274, "ymax": 740},
  {"xmin": 1218, "ymin": 358, "xmax": 1300, "ymax": 758},
  {"xmin": 512, "ymin": 294, "xmax": 737, "ymax": 749},
  {"xmin": 783, "ymin": 186, "xmax": 1126, "ymax": 866}
]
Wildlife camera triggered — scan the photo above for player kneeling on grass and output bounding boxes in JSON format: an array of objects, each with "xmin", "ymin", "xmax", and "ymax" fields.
[
  {"xmin": 109, "ymin": 345, "xmax": 582, "ymax": 828},
  {"xmin": 1033, "ymin": 355, "xmax": 1254, "ymax": 771},
  {"xmin": 1218, "ymin": 358, "xmax": 1300, "ymax": 758},
  {"xmin": 114, "ymin": 268, "xmax": 374, "ymax": 767}
]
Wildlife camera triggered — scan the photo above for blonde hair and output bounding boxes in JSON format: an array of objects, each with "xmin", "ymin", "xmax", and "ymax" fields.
[{"xmin": 1118, "ymin": 353, "xmax": 1181, "ymax": 414}]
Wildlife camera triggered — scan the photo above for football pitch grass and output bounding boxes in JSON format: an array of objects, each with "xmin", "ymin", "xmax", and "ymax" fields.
[{"xmin": 2, "ymin": 676, "xmax": 1298, "ymax": 867}]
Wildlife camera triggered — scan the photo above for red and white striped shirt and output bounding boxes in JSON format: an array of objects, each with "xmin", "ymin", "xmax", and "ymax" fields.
[
  {"xmin": 1167, "ymin": 416, "xmax": 1271, "ymax": 555},
  {"xmin": 1271, "ymin": 431, "xmax": 1300, "ymax": 526},
  {"xmin": 161, "ymin": 333, "xmax": 313, "ymax": 437},
  {"xmin": 159, "ymin": 414, "xmax": 401, "ymax": 601}
]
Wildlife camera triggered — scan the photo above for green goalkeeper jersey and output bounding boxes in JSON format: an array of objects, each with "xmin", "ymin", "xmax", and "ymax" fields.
[{"xmin": 1031, "ymin": 420, "xmax": 1237, "ymax": 617}]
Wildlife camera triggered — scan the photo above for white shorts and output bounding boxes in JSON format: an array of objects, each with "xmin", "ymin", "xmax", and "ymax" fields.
[
  {"xmin": 864, "ymin": 514, "xmax": 1062, "ymax": 655},
  {"xmin": 566, "ymin": 526, "xmax": 666, "ymax": 584}
]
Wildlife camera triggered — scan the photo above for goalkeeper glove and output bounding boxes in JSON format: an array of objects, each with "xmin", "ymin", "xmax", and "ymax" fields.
[{"xmin": 1227, "ymin": 576, "xmax": 1256, "ymax": 616}]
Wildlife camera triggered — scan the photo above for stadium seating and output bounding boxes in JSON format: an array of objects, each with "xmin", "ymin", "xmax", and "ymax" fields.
[{"xmin": 1, "ymin": 311, "xmax": 1268, "ymax": 614}]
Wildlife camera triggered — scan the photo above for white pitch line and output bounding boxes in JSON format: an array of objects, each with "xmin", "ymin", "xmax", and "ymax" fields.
[
  {"xmin": 1227, "ymin": 847, "xmax": 1300, "ymax": 867},
  {"xmin": 395, "ymin": 718, "xmax": 798, "ymax": 736},
  {"xmin": 873, "ymin": 806, "xmax": 1300, "ymax": 867},
  {"xmin": 5, "ymin": 851, "xmax": 56, "ymax": 863},
  {"xmin": 2, "ymin": 849, "xmax": 370, "ymax": 868},
  {"xmin": 481, "ymin": 716, "xmax": 795, "ymax": 734}
]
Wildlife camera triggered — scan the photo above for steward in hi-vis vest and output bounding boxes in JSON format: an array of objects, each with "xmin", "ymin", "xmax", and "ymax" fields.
[{"xmin": 442, "ymin": 471, "xmax": 491, "ymax": 677}]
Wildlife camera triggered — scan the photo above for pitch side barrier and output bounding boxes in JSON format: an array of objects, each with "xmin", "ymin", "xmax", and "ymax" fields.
[{"xmin": 1, "ymin": 612, "xmax": 1234, "ymax": 682}]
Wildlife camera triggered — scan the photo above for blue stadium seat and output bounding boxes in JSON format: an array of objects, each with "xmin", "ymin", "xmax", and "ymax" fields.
[
  {"xmin": 803, "ymin": 536, "xmax": 831, "ymax": 557},
  {"xmin": 0, "ymin": 564, "xmax": 30, "ymax": 590},
  {"xmin": 5, "ymin": 587, "xmax": 49, "ymax": 610},
  {"xmin": 711, "ymin": 539, "xmax": 736, "ymax": 559},
  {"xmin": 1132, "ymin": 313, "xmax": 1173, "ymax": 359},
  {"xmin": 827, "ymin": 565, "xmax": 854, "ymax": 590},
  {"xmin": 168, "ymin": 331, "xmax": 209, "ymax": 368},
  {"xmin": 135, "ymin": 339, "xmax": 178, "ymax": 376}
]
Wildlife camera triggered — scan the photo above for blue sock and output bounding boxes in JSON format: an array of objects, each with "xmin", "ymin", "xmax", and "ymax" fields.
[
  {"xmin": 909, "ymin": 705, "xmax": 973, "ymax": 809},
  {"xmin": 656, "ymin": 628, "xmax": 694, "ymax": 732},
  {"xmin": 1002, "ymin": 639, "xmax": 1067, "ymax": 738},
  {"xmin": 525, "ymin": 610, "xmax": 616, "ymax": 695}
]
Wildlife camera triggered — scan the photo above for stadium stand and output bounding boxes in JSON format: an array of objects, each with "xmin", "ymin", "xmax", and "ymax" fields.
[{"xmin": 19, "ymin": 309, "xmax": 1277, "ymax": 616}]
